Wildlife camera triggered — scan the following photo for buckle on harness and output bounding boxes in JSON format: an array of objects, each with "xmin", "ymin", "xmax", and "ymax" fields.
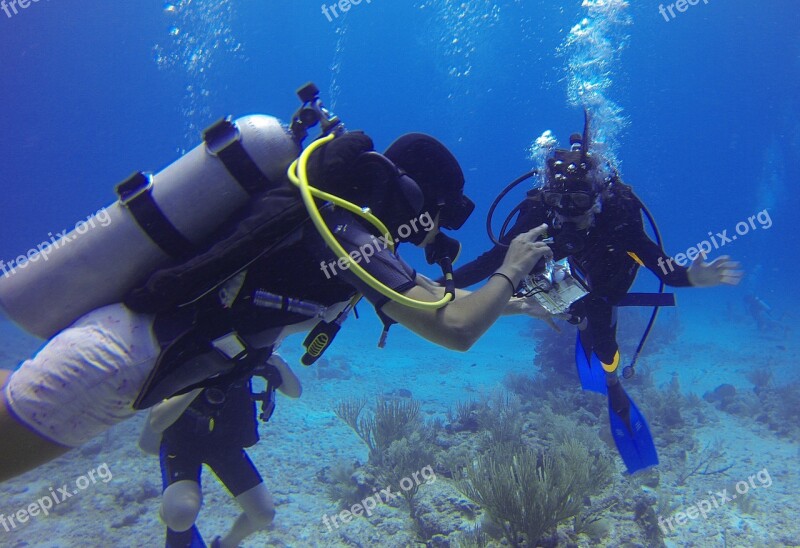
[
  {"xmin": 116, "ymin": 171, "xmax": 154, "ymax": 206},
  {"xmin": 212, "ymin": 332, "xmax": 248, "ymax": 361},
  {"xmin": 203, "ymin": 117, "xmax": 241, "ymax": 157}
]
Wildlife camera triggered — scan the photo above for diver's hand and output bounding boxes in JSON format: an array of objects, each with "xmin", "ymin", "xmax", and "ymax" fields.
[
  {"xmin": 498, "ymin": 224, "xmax": 553, "ymax": 285},
  {"xmin": 505, "ymin": 297, "xmax": 563, "ymax": 331},
  {"xmin": 687, "ymin": 255, "xmax": 743, "ymax": 287}
]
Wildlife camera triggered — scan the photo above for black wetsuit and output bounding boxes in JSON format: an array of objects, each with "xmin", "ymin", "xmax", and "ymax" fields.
[
  {"xmin": 160, "ymin": 380, "xmax": 260, "ymax": 492},
  {"xmin": 454, "ymin": 178, "xmax": 691, "ymax": 364}
]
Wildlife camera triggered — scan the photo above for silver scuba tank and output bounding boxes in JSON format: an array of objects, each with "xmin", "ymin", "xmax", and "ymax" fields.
[{"xmin": 0, "ymin": 115, "xmax": 299, "ymax": 339}]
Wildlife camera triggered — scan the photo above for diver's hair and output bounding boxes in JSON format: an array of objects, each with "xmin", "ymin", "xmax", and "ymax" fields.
[{"xmin": 597, "ymin": 171, "xmax": 641, "ymax": 216}]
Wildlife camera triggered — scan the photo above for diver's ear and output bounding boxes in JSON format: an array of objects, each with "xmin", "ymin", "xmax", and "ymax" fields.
[
  {"xmin": 351, "ymin": 152, "xmax": 424, "ymax": 230},
  {"xmin": 351, "ymin": 151, "xmax": 396, "ymax": 208}
]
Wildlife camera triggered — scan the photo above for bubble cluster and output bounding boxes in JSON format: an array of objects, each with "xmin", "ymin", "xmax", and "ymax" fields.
[
  {"xmin": 527, "ymin": 129, "xmax": 558, "ymax": 187},
  {"xmin": 329, "ymin": 17, "xmax": 350, "ymax": 111},
  {"xmin": 153, "ymin": 0, "xmax": 244, "ymax": 149},
  {"xmin": 416, "ymin": 1, "xmax": 503, "ymax": 83},
  {"xmin": 559, "ymin": 0, "xmax": 632, "ymax": 166}
]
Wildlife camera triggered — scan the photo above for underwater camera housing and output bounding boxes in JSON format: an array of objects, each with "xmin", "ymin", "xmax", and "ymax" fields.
[{"xmin": 517, "ymin": 257, "xmax": 589, "ymax": 315}]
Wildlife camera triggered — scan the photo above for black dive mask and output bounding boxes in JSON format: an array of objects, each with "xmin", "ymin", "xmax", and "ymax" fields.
[
  {"xmin": 543, "ymin": 190, "xmax": 595, "ymax": 217},
  {"xmin": 437, "ymin": 194, "xmax": 475, "ymax": 231},
  {"xmin": 545, "ymin": 148, "xmax": 598, "ymax": 214},
  {"xmin": 544, "ymin": 112, "xmax": 598, "ymax": 216},
  {"xmin": 425, "ymin": 232, "xmax": 462, "ymax": 266}
]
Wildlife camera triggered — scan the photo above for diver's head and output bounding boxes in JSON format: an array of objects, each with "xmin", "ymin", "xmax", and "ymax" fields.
[
  {"xmin": 540, "ymin": 128, "xmax": 605, "ymax": 255},
  {"xmin": 543, "ymin": 134, "xmax": 601, "ymax": 219},
  {"xmin": 383, "ymin": 133, "xmax": 474, "ymax": 264},
  {"xmin": 307, "ymin": 130, "xmax": 472, "ymax": 265}
]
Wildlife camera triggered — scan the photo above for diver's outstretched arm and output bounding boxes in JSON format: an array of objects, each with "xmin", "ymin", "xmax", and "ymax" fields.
[{"xmin": 383, "ymin": 225, "xmax": 552, "ymax": 351}]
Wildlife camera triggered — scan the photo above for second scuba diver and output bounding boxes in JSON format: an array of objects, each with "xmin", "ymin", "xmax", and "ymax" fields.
[{"xmin": 453, "ymin": 115, "xmax": 743, "ymax": 473}]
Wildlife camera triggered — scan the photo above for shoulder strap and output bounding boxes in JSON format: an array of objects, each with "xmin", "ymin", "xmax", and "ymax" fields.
[{"xmin": 125, "ymin": 188, "xmax": 310, "ymax": 313}]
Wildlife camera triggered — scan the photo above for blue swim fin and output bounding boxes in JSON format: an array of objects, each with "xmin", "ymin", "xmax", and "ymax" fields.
[
  {"xmin": 575, "ymin": 331, "xmax": 608, "ymax": 395},
  {"xmin": 165, "ymin": 526, "xmax": 206, "ymax": 548},
  {"xmin": 607, "ymin": 382, "xmax": 659, "ymax": 474}
]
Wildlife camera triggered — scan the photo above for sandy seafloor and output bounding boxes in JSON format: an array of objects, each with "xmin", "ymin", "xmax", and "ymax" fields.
[{"xmin": 1, "ymin": 295, "xmax": 798, "ymax": 548}]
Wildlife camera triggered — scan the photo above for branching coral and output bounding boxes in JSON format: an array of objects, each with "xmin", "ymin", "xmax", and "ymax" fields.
[
  {"xmin": 458, "ymin": 440, "xmax": 612, "ymax": 547},
  {"xmin": 335, "ymin": 396, "xmax": 421, "ymax": 465}
]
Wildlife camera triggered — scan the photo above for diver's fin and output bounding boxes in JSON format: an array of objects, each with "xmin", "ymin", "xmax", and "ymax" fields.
[
  {"xmin": 164, "ymin": 525, "xmax": 206, "ymax": 548},
  {"xmin": 607, "ymin": 382, "xmax": 659, "ymax": 474},
  {"xmin": 575, "ymin": 331, "xmax": 608, "ymax": 394}
]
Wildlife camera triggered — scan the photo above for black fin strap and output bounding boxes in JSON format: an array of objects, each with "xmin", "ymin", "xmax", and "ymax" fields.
[{"xmin": 116, "ymin": 171, "xmax": 196, "ymax": 259}]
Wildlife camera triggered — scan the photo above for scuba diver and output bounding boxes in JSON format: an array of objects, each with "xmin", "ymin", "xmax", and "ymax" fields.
[
  {"xmin": 0, "ymin": 83, "xmax": 553, "ymax": 483},
  {"xmin": 142, "ymin": 353, "xmax": 299, "ymax": 548},
  {"xmin": 743, "ymin": 292, "xmax": 789, "ymax": 338},
  {"xmin": 454, "ymin": 114, "xmax": 743, "ymax": 473}
]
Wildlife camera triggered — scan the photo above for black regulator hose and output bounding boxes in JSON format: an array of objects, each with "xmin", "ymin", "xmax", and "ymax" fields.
[
  {"xmin": 623, "ymin": 193, "xmax": 666, "ymax": 380},
  {"xmin": 486, "ymin": 170, "xmax": 539, "ymax": 247}
]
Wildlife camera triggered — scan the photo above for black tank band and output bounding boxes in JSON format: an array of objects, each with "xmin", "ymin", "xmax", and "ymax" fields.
[
  {"xmin": 203, "ymin": 118, "xmax": 274, "ymax": 194},
  {"xmin": 117, "ymin": 172, "xmax": 196, "ymax": 258}
]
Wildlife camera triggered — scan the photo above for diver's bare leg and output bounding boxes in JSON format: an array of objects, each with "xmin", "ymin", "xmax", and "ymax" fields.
[
  {"xmin": 220, "ymin": 483, "xmax": 275, "ymax": 548},
  {"xmin": 0, "ymin": 370, "xmax": 70, "ymax": 483}
]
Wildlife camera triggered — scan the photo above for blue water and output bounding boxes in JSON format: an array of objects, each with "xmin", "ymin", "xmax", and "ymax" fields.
[{"xmin": 1, "ymin": 1, "xmax": 798, "ymax": 546}]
